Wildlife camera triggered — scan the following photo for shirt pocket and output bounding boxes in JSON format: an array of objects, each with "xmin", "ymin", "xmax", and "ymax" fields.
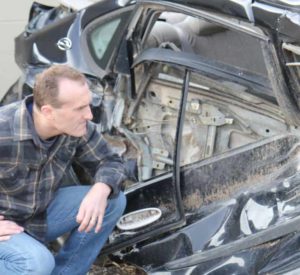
[{"xmin": 0, "ymin": 165, "xmax": 30, "ymax": 195}]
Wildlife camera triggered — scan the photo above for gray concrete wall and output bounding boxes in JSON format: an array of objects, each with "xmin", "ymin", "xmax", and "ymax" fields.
[{"xmin": 0, "ymin": 0, "xmax": 59, "ymax": 100}]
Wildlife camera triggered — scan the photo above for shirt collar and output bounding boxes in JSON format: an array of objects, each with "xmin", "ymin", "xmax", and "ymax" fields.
[{"xmin": 13, "ymin": 95, "xmax": 36, "ymax": 142}]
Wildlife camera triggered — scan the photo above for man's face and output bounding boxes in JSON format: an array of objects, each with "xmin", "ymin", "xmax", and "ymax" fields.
[{"xmin": 50, "ymin": 78, "xmax": 93, "ymax": 137}]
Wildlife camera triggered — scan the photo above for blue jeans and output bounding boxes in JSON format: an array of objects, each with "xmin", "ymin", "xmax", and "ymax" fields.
[{"xmin": 0, "ymin": 186, "xmax": 126, "ymax": 275}]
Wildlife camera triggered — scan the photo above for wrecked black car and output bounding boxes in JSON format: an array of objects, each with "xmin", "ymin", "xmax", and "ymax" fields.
[{"xmin": 4, "ymin": 0, "xmax": 300, "ymax": 273}]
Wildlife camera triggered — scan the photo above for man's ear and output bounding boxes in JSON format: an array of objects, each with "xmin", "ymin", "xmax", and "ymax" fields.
[{"xmin": 40, "ymin": 105, "xmax": 54, "ymax": 119}]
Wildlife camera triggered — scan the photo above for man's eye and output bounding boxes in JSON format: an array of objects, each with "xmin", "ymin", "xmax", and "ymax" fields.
[{"xmin": 77, "ymin": 106, "xmax": 86, "ymax": 111}]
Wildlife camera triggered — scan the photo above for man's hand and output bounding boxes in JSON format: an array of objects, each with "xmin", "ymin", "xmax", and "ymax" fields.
[
  {"xmin": 76, "ymin": 182, "xmax": 111, "ymax": 233},
  {"xmin": 0, "ymin": 215, "xmax": 24, "ymax": 241}
]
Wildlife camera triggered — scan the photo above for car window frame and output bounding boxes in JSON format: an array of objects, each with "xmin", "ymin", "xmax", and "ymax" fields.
[
  {"xmin": 80, "ymin": 6, "xmax": 135, "ymax": 78},
  {"xmin": 101, "ymin": 59, "xmax": 189, "ymax": 255}
]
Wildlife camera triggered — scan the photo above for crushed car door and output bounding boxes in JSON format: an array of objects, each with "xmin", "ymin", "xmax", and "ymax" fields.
[
  {"xmin": 103, "ymin": 3, "xmax": 300, "ymax": 271},
  {"xmin": 100, "ymin": 57, "xmax": 191, "ymax": 255}
]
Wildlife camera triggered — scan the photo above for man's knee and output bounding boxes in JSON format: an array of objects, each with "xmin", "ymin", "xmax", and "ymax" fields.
[
  {"xmin": 0, "ymin": 234, "xmax": 55, "ymax": 275},
  {"xmin": 18, "ymin": 242, "xmax": 55, "ymax": 275},
  {"xmin": 28, "ymin": 244, "xmax": 55, "ymax": 275}
]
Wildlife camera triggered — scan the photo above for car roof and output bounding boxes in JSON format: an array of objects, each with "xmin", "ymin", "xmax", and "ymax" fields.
[
  {"xmin": 59, "ymin": 0, "xmax": 99, "ymax": 10},
  {"xmin": 137, "ymin": 0, "xmax": 300, "ymax": 43},
  {"xmin": 59, "ymin": 0, "xmax": 136, "ymax": 10}
]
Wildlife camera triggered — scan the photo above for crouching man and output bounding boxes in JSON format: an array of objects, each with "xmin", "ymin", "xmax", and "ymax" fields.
[{"xmin": 0, "ymin": 65, "xmax": 127, "ymax": 274}]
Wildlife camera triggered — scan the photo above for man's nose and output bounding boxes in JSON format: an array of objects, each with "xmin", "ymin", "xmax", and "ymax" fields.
[{"xmin": 85, "ymin": 106, "xmax": 93, "ymax": 120}]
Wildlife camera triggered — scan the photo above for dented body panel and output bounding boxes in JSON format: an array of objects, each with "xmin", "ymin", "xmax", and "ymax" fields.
[
  {"xmin": 5, "ymin": 0, "xmax": 300, "ymax": 274},
  {"xmin": 119, "ymin": 135, "xmax": 300, "ymax": 273}
]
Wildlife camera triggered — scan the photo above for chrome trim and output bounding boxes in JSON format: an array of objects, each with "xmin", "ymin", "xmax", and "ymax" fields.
[{"xmin": 57, "ymin": 37, "xmax": 72, "ymax": 51}]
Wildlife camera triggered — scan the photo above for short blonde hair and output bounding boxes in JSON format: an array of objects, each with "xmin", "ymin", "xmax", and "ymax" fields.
[{"xmin": 33, "ymin": 65, "xmax": 86, "ymax": 109}]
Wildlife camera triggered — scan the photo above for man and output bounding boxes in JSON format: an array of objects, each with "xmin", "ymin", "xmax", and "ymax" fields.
[{"xmin": 0, "ymin": 65, "xmax": 127, "ymax": 274}]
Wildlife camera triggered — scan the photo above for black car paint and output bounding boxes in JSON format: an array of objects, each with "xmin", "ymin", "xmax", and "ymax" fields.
[
  {"xmin": 8, "ymin": 0, "xmax": 300, "ymax": 274},
  {"xmin": 118, "ymin": 134, "xmax": 300, "ymax": 274},
  {"xmin": 15, "ymin": 0, "xmax": 136, "ymax": 78}
]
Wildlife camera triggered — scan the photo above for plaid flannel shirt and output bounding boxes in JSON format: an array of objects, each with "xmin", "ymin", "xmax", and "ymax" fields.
[{"xmin": 0, "ymin": 96, "xmax": 127, "ymax": 242}]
